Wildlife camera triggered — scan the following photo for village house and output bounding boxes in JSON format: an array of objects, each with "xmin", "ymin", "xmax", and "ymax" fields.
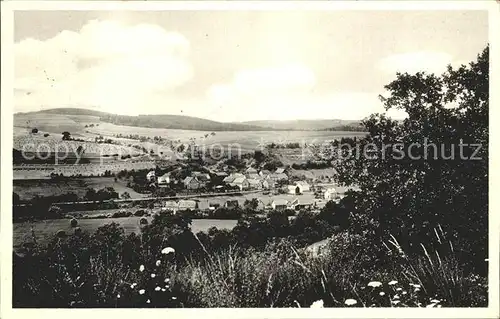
[
  {"xmin": 275, "ymin": 167, "xmax": 287, "ymax": 174},
  {"xmin": 262, "ymin": 179, "xmax": 276, "ymax": 190},
  {"xmin": 272, "ymin": 172, "xmax": 289, "ymax": 182},
  {"xmin": 223, "ymin": 172, "xmax": 244, "ymax": 184},
  {"xmin": 178, "ymin": 200, "xmax": 198, "ymax": 211},
  {"xmin": 288, "ymin": 181, "xmax": 311, "ymax": 194},
  {"xmin": 246, "ymin": 167, "xmax": 258, "ymax": 175},
  {"xmin": 271, "ymin": 199, "xmax": 289, "ymax": 211},
  {"xmin": 193, "ymin": 171, "xmax": 211, "ymax": 187},
  {"xmin": 230, "ymin": 177, "xmax": 250, "ymax": 190},
  {"xmin": 157, "ymin": 173, "xmax": 171, "ymax": 186},
  {"xmin": 259, "ymin": 169, "xmax": 272, "ymax": 178},
  {"xmin": 164, "ymin": 200, "xmax": 179, "ymax": 212},
  {"xmin": 212, "ymin": 171, "xmax": 229, "ymax": 184},
  {"xmin": 247, "ymin": 178, "xmax": 263, "ymax": 190},
  {"xmin": 290, "ymin": 198, "xmax": 314, "ymax": 210},
  {"xmin": 246, "ymin": 173, "xmax": 261, "ymax": 180},
  {"xmin": 324, "ymin": 187, "xmax": 338, "ymax": 200},
  {"xmin": 184, "ymin": 176, "xmax": 201, "ymax": 190}
]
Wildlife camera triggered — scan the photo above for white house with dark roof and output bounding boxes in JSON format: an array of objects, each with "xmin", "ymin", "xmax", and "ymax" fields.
[{"xmin": 288, "ymin": 181, "xmax": 311, "ymax": 194}]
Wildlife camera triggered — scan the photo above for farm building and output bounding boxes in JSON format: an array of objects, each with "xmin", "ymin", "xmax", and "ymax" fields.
[
  {"xmin": 288, "ymin": 181, "xmax": 311, "ymax": 194},
  {"xmin": 184, "ymin": 176, "xmax": 201, "ymax": 190},
  {"xmin": 271, "ymin": 199, "xmax": 289, "ymax": 211}
]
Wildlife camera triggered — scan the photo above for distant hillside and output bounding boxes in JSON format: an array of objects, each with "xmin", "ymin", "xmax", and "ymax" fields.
[
  {"xmin": 239, "ymin": 119, "xmax": 364, "ymax": 131},
  {"xmin": 14, "ymin": 108, "xmax": 366, "ymax": 132},
  {"xmin": 14, "ymin": 108, "xmax": 273, "ymax": 132}
]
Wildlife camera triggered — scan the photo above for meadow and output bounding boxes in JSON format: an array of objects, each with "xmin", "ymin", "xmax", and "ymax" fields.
[
  {"xmin": 87, "ymin": 122, "xmax": 367, "ymax": 152},
  {"xmin": 13, "ymin": 217, "xmax": 238, "ymax": 251},
  {"xmin": 13, "ymin": 177, "xmax": 146, "ymax": 201}
]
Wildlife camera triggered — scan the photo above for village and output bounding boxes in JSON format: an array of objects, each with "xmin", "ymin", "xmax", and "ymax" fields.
[{"xmin": 146, "ymin": 164, "xmax": 355, "ymax": 215}]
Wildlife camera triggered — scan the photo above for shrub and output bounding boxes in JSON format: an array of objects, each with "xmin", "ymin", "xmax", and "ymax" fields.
[
  {"xmin": 134, "ymin": 210, "xmax": 146, "ymax": 217},
  {"xmin": 70, "ymin": 218, "xmax": 78, "ymax": 228}
]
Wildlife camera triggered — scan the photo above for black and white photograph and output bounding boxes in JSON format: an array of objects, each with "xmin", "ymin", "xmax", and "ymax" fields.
[{"xmin": 1, "ymin": 0, "xmax": 499, "ymax": 316}]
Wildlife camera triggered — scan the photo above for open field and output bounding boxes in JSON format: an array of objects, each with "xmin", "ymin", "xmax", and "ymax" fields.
[
  {"xmin": 87, "ymin": 122, "xmax": 367, "ymax": 151},
  {"xmin": 13, "ymin": 218, "xmax": 238, "ymax": 250},
  {"xmin": 13, "ymin": 177, "xmax": 146, "ymax": 200}
]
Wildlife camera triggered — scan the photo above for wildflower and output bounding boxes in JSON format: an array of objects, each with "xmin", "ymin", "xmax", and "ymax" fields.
[
  {"xmin": 411, "ymin": 284, "xmax": 421, "ymax": 288},
  {"xmin": 161, "ymin": 288, "xmax": 166, "ymax": 292},
  {"xmin": 139, "ymin": 265, "xmax": 145, "ymax": 272},
  {"xmin": 414, "ymin": 288, "xmax": 421, "ymax": 292},
  {"xmin": 130, "ymin": 283, "xmax": 137, "ymax": 289},
  {"xmin": 117, "ymin": 294, "xmax": 121, "ymax": 298},
  {"xmin": 156, "ymin": 260, "xmax": 161, "ymax": 266},
  {"xmin": 396, "ymin": 287, "xmax": 402, "ymax": 292},
  {"xmin": 151, "ymin": 273, "xmax": 156, "ymax": 278},
  {"xmin": 402, "ymin": 291, "xmax": 407, "ymax": 295},
  {"xmin": 146, "ymin": 299, "xmax": 151, "ymax": 304},
  {"xmin": 161, "ymin": 247, "xmax": 175, "ymax": 255},
  {"xmin": 344, "ymin": 299, "xmax": 357, "ymax": 306},
  {"xmin": 392, "ymin": 300, "xmax": 400, "ymax": 305},
  {"xmin": 379, "ymin": 292, "xmax": 385, "ymax": 296},
  {"xmin": 139, "ymin": 289, "xmax": 145, "ymax": 295},
  {"xmin": 172, "ymin": 296, "xmax": 177, "ymax": 300},
  {"xmin": 388, "ymin": 280, "xmax": 398, "ymax": 286},
  {"xmin": 393, "ymin": 295, "xmax": 400, "ymax": 299},
  {"xmin": 367, "ymin": 281, "xmax": 382, "ymax": 288},
  {"xmin": 164, "ymin": 278, "xmax": 170, "ymax": 283},
  {"xmin": 310, "ymin": 299, "xmax": 324, "ymax": 308},
  {"xmin": 430, "ymin": 299, "xmax": 440, "ymax": 304},
  {"xmin": 155, "ymin": 286, "xmax": 161, "ymax": 291}
]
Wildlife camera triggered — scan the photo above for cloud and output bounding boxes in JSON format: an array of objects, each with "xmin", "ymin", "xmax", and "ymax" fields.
[
  {"xmin": 377, "ymin": 51, "xmax": 464, "ymax": 75},
  {"xmin": 206, "ymin": 65, "xmax": 407, "ymax": 122},
  {"xmin": 15, "ymin": 20, "xmax": 193, "ymax": 115}
]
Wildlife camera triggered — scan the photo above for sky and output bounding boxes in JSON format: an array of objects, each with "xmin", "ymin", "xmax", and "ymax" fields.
[{"xmin": 14, "ymin": 10, "xmax": 488, "ymax": 122}]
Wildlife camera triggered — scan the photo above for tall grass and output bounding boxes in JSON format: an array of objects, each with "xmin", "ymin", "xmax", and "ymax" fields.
[{"xmin": 13, "ymin": 226, "xmax": 487, "ymax": 308}]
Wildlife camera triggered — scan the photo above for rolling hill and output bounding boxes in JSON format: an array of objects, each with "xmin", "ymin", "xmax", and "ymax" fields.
[
  {"xmin": 14, "ymin": 108, "xmax": 271, "ymax": 132},
  {"xmin": 14, "ymin": 108, "xmax": 365, "ymax": 132},
  {"xmin": 239, "ymin": 119, "xmax": 362, "ymax": 131}
]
